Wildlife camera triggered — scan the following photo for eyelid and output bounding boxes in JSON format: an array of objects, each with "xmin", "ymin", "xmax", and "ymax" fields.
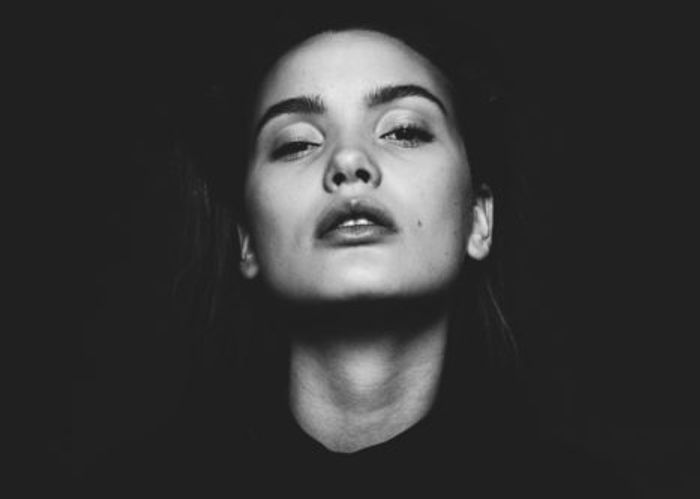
[
  {"xmin": 270, "ymin": 141, "xmax": 320, "ymax": 161},
  {"xmin": 262, "ymin": 119, "xmax": 323, "ymax": 140},
  {"xmin": 375, "ymin": 109, "xmax": 433, "ymax": 134},
  {"xmin": 266, "ymin": 122, "xmax": 324, "ymax": 147},
  {"xmin": 266, "ymin": 122, "xmax": 325, "ymax": 161}
]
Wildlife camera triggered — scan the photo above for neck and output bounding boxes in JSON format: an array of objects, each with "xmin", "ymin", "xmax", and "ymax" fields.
[{"xmin": 285, "ymin": 299, "xmax": 449, "ymax": 453}]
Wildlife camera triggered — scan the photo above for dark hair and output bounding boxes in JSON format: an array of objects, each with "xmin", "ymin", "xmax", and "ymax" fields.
[{"xmin": 171, "ymin": 13, "xmax": 524, "ymax": 399}]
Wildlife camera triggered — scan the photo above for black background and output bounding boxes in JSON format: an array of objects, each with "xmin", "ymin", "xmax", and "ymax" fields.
[{"xmin": 32, "ymin": 4, "xmax": 698, "ymax": 496}]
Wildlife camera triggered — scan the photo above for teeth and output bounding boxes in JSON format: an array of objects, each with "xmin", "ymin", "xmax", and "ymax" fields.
[{"xmin": 338, "ymin": 218, "xmax": 373, "ymax": 228}]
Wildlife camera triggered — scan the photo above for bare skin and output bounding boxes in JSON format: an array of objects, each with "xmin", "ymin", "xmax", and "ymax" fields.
[{"xmin": 289, "ymin": 311, "xmax": 448, "ymax": 452}]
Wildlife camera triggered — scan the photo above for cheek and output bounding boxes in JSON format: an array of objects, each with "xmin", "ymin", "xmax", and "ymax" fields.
[
  {"xmin": 420, "ymin": 165, "xmax": 471, "ymax": 234},
  {"xmin": 408, "ymin": 173, "xmax": 472, "ymax": 276},
  {"xmin": 245, "ymin": 173, "xmax": 310, "ymax": 257}
]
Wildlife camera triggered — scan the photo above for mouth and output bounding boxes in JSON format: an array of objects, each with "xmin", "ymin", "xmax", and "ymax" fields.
[{"xmin": 315, "ymin": 198, "xmax": 399, "ymax": 245}]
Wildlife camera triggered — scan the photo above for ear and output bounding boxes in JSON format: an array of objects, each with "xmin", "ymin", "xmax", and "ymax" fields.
[
  {"xmin": 466, "ymin": 185, "xmax": 494, "ymax": 261},
  {"xmin": 236, "ymin": 223, "xmax": 259, "ymax": 279}
]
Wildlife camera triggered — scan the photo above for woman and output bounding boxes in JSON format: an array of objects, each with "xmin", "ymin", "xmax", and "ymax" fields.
[
  {"xmin": 241, "ymin": 23, "xmax": 498, "ymax": 451},
  {"xmin": 87, "ymin": 14, "xmax": 634, "ymax": 497}
]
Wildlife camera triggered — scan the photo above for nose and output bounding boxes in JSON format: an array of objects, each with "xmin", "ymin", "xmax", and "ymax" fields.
[{"xmin": 323, "ymin": 146, "xmax": 381, "ymax": 192}]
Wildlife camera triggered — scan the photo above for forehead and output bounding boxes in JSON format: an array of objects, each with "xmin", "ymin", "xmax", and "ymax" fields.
[{"xmin": 257, "ymin": 29, "xmax": 451, "ymax": 111}]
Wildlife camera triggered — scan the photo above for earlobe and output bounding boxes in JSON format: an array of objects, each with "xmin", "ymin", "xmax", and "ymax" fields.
[
  {"xmin": 466, "ymin": 187, "xmax": 494, "ymax": 261},
  {"xmin": 236, "ymin": 224, "xmax": 259, "ymax": 279}
]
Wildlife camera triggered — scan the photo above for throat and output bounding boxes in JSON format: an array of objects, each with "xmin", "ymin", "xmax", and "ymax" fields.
[{"xmin": 288, "ymin": 320, "xmax": 447, "ymax": 453}]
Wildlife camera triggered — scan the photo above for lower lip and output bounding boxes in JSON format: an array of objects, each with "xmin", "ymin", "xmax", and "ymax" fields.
[{"xmin": 319, "ymin": 224, "xmax": 396, "ymax": 246}]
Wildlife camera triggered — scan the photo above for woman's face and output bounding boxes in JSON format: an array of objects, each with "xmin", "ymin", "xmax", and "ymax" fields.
[{"xmin": 240, "ymin": 29, "xmax": 492, "ymax": 303}]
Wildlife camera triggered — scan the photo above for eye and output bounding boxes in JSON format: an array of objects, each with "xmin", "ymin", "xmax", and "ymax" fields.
[
  {"xmin": 270, "ymin": 140, "xmax": 320, "ymax": 161},
  {"xmin": 381, "ymin": 125, "xmax": 435, "ymax": 148}
]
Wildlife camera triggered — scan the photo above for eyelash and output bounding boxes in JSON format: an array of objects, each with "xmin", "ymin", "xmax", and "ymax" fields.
[
  {"xmin": 381, "ymin": 124, "xmax": 435, "ymax": 147},
  {"xmin": 270, "ymin": 124, "xmax": 434, "ymax": 161},
  {"xmin": 270, "ymin": 141, "xmax": 320, "ymax": 161}
]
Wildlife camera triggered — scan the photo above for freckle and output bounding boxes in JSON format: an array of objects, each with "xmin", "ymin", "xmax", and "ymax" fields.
[{"xmin": 417, "ymin": 219, "xmax": 423, "ymax": 228}]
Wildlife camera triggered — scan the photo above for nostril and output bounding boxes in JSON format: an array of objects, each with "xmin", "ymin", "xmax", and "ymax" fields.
[
  {"xmin": 332, "ymin": 172, "xmax": 346, "ymax": 186},
  {"xmin": 356, "ymin": 169, "xmax": 371, "ymax": 183}
]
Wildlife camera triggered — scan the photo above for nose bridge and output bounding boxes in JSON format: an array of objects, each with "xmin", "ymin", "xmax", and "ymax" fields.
[{"xmin": 323, "ymin": 135, "xmax": 381, "ymax": 192}]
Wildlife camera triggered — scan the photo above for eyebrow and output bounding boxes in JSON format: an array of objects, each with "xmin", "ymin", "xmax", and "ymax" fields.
[
  {"xmin": 365, "ymin": 84, "xmax": 447, "ymax": 115},
  {"xmin": 254, "ymin": 95, "xmax": 325, "ymax": 137},
  {"xmin": 254, "ymin": 84, "xmax": 447, "ymax": 137}
]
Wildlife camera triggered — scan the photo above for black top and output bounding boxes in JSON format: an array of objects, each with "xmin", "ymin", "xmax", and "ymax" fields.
[
  {"xmin": 80, "ymin": 315, "xmax": 636, "ymax": 497},
  {"xmin": 236, "ymin": 400, "xmax": 633, "ymax": 498},
  {"xmin": 80, "ymin": 374, "xmax": 636, "ymax": 497}
]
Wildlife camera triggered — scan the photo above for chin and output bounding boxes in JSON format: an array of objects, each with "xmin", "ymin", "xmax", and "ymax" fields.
[
  {"xmin": 317, "ymin": 274, "xmax": 454, "ymax": 303},
  {"xmin": 272, "ymin": 271, "xmax": 403, "ymax": 303},
  {"xmin": 324, "ymin": 265, "xmax": 403, "ymax": 295},
  {"xmin": 264, "ymin": 261, "xmax": 460, "ymax": 304}
]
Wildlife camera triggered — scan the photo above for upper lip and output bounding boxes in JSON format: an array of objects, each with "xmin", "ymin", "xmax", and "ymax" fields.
[{"xmin": 315, "ymin": 198, "xmax": 399, "ymax": 238}]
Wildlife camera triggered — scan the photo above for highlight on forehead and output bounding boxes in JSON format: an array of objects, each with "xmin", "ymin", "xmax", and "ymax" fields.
[
  {"xmin": 321, "ymin": 28, "xmax": 456, "ymax": 103},
  {"xmin": 252, "ymin": 28, "xmax": 456, "ymax": 116}
]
